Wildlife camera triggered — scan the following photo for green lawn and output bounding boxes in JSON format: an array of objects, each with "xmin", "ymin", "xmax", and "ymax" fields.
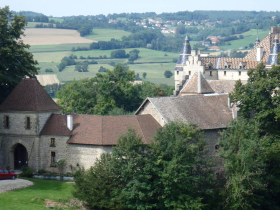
[
  {"xmin": 0, "ymin": 178, "xmax": 78, "ymax": 210},
  {"xmin": 85, "ymin": 29, "xmax": 131, "ymax": 41}
]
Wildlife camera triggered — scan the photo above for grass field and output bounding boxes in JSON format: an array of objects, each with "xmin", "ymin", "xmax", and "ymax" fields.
[
  {"xmin": 49, "ymin": 17, "xmax": 64, "ymax": 23},
  {"xmin": 33, "ymin": 47, "xmax": 178, "ymax": 83},
  {"xmin": 29, "ymin": 43, "xmax": 91, "ymax": 53},
  {"xmin": 0, "ymin": 178, "xmax": 77, "ymax": 210},
  {"xmin": 219, "ymin": 29, "xmax": 269, "ymax": 51},
  {"xmin": 85, "ymin": 29, "xmax": 131, "ymax": 41},
  {"xmin": 26, "ymin": 22, "xmax": 53, "ymax": 28}
]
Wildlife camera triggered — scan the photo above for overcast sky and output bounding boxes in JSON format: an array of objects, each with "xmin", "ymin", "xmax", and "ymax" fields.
[{"xmin": 1, "ymin": 0, "xmax": 280, "ymax": 17}]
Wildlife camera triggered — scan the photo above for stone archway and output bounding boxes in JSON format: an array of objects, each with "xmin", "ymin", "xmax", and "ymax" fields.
[{"xmin": 13, "ymin": 144, "xmax": 28, "ymax": 170}]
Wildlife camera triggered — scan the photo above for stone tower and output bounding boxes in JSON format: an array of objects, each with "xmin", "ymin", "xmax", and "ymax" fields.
[{"xmin": 0, "ymin": 78, "xmax": 61, "ymax": 171}]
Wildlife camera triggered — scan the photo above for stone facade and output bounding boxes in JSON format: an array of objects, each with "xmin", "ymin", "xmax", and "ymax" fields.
[{"xmin": 136, "ymin": 100, "xmax": 165, "ymax": 126}]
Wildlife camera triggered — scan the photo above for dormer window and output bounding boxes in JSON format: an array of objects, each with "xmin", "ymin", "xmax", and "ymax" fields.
[
  {"xmin": 25, "ymin": 117, "xmax": 31, "ymax": 130},
  {"xmin": 228, "ymin": 65, "xmax": 231, "ymax": 69},
  {"xmin": 4, "ymin": 116, "xmax": 9, "ymax": 129},
  {"xmin": 239, "ymin": 66, "xmax": 242, "ymax": 69},
  {"xmin": 225, "ymin": 66, "xmax": 228, "ymax": 69}
]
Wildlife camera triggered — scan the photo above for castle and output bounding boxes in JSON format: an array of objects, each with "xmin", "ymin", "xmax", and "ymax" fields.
[{"xmin": 0, "ymin": 27, "xmax": 278, "ymax": 173}]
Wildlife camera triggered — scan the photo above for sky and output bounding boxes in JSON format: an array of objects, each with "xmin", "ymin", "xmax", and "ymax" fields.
[{"xmin": 1, "ymin": 0, "xmax": 280, "ymax": 17}]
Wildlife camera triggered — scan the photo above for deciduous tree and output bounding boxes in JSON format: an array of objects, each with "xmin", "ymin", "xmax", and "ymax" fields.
[{"xmin": 0, "ymin": 6, "xmax": 39, "ymax": 103}]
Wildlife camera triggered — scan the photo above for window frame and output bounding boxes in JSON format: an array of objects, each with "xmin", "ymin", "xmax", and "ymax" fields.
[
  {"xmin": 25, "ymin": 116, "xmax": 31, "ymax": 130},
  {"xmin": 3, "ymin": 115, "xmax": 9, "ymax": 129},
  {"xmin": 51, "ymin": 152, "xmax": 56, "ymax": 166},
  {"xmin": 50, "ymin": 138, "xmax": 55, "ymax": 147}
]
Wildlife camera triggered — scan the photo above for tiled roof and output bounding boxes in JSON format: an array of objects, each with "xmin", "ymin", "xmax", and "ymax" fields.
[
  {"xmin": 41, "ymin": 114, "xmax": 161, "ymax": 145},
  {"xmin": 208, "ymin": 80, "xmax": 247, "ymax": 94},
  {"xmin": 244, "ymin": 33, "xmax": 280, "ymax": 64},
  {"xmin": 0, "ymin": 78, "xmax": 62, "ymax": 112},
  {"xmin": 179, "ymin": 72, "xmax": 214, "ymax": 95},
  {"xmin": 148, "ymin": 94, "xmax": 233, "ymax": 130},
  {"xmin": 199, "ymin": 33, "xmax": 280, "ymax": 70}
]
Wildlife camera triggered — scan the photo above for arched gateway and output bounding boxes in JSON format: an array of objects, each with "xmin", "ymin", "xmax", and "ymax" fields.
[{"xmin": 13, "ymin": 144, "xmax": 28, "ymax": 170}]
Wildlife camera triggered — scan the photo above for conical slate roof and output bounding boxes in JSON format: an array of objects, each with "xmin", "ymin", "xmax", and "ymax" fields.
[
  {"xmin": 0, "ymin": 78, "xmax": 62, "ymax": 111},
  {"xmin": 174, "ymin": 35, "xmax": 191, "ymax": 70},
  {"xmin": 255, "ymin": 36, "xmax": 260, "ymax": 46},
  {"xmin": 267, "ymin": 35, "xmax": 279, "ymax": 66},
  {"xmin": 179, "ymin": 71, "xmax": 215, "ymax": 95}
]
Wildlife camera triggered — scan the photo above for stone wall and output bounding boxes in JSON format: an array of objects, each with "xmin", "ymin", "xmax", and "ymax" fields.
[
  {"xmin": 137, "ymin": 101, "xmax": 165, "ymax": 126},
  {"xmin": 204, "ymin": 70, "xmax": 219, "ymax": 80},
  {"xmin": 67, "ymin": 144, "xmax": 112, "ymax": 171},
  {"xmin": 0, "ymin": 112, "xmax": 38, "ymax": 136},
  {"xmin": 203, "ymin": 129, "xmax": 224, "ymax": 170},
  {"xmin": 39, "ymin": 135, "xmax": 69, "ymax": 173}
]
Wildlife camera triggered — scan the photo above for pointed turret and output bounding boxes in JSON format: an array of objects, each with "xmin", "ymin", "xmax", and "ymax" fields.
[
  {"xmin": 174, "ymin": 35, "xmax": 192, "ymax": 70},
  {"xmin": 179, "ymin": 71, "xmax": 215, "ymax": 96},
  {"xmin": 255, "ymin": 36, "xmax": 260, "ymax": 46},
  {"xmin": 266, "ymin": 34, "xmax": 280, "ymax": 67}
]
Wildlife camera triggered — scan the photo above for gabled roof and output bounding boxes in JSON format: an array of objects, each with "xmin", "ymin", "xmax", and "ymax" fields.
[
  {"xmin": 137, "ymin": 94, "xmax": 232, "ymax": 130},
  {"xmin": 179, "ymin": 71, "xmax": 215, "ymax": 95},
  {"xmin": 0, "ymin": 78, "xmax": 62, "ymax": 112},
  {"xmin": 41, "ymin": 114, "xmax": 161, "ymax": 145}
]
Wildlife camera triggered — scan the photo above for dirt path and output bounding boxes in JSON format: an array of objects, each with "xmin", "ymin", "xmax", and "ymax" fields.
[{"xmin": 0, "ymin": 179, "xmax": 34, "ymax": 193}]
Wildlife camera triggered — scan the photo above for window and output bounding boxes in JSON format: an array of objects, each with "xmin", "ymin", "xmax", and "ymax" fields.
[
  {"xmin": 51, "ymin": 152, "xmax": 56, "ymax": 166},
  {"xmin": 215, "ymin": 145, "xmax": 219, "ymax": 150},
  {"xmin": 50, "ymin": 138, "xmax": 55, "ymax": 147},
  {"xmin": 239, "ymin": 71, "xmax": 241, "ymax": 76},
  {"xmin": 239, "ymin": 66, "xmax": 242, "ymax": 69},
  {"xmin": 26, "ymin": 117, "xmax": 30, "ymax": 129},
  {"xmin": 225, "ymin": 66, "xmax": 228, "ymax": 69},
  {"xmin": 177, "ymin": 71, "xmax": 179, "ymax": 75},
  {"xmin": 224, "ymin": 71, "xmax": 226, "ymax": 76},
  {"xmin": 210, "ymin": 71, "xmax": 212, "ymax": 76},
  {"xmin": 4, "ymin": 116, "xmax": 9, "ymax": 129},
  {"xmin": 189, "ymin": 71, "xmax": 191, "ymax": 75},
  {"xmin": 228, "ymin": 65, "xmax": 231, "ymax": 69}
]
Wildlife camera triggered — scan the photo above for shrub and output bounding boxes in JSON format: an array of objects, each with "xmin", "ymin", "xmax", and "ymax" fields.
[
  {"xmin": 164, "ymin": 70, "xmax": 173, "ymax": 78},
  {"xmin": 38, "ymin": 169, "xmax": 47, "ymax": 175},
  {"xmin": 45, "ymin": 68, "xmax": 53, "ymax": 72},
  {"xmin": 20, "ymin": 166, "xmax": 33, "ymax": 178}
]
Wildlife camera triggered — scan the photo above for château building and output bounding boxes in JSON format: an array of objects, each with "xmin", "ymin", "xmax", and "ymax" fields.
[{"xmin": 174, "ymin": 27, "xmax": 280, "ymax": 96}]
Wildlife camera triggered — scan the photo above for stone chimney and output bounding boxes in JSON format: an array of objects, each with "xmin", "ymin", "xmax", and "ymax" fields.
[
  {"xmin": 257, "ymin": 46, "xmax": 263, "ymax": 62},
  {"xmin": 67, "ymin": 115, "xmax": 73, "ymax": 131}
]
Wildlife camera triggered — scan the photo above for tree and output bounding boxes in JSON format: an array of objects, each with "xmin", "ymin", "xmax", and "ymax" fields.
[
  {"xmin": 0, "ymin": 6, "xmax": 39, "ymax": 103},
  {"xmin": 230, "ymin": 62, "xmax": 280, "ymax": 134},
  {"xmin": 142, "ymin": 72, "xmax": 147, "ymax": 79},
  {"xmin": 73, "ymin": 122, "xmax": 216, "ymax": 209},
  {"xmin": 164, "ymin": 70, "xmax": 173, "ymax": 78}
]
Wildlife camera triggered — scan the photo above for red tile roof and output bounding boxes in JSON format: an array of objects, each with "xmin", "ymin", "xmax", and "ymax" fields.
[
  {"xmin": 41, "ymin": 114, "xmax": 161, "ymax": 145},
  {"xmin": 0, "ymin": 78, "xmax": 61, "ymax": 112}
]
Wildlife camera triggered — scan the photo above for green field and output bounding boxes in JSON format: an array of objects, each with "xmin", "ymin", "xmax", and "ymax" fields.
[
  {"xmin": 33, "ymin": 47, "xmax": 178, "ymax": 84},
  {"xmin": 26, "ymin": 22, "xmax": 54, "ymax": 28},
  {"xmin": 29, "ymin": 43, "xmax": 91, "ymax": 53},
  {"xmin": 49, "ymin": 17, "xmax": 64, "ymax": 23},
  {"xmin": 0, "ymin": 178, "xmax": 77, "ymax": 210},
  {"xmin": 85, "ymin": 29, "xmax": 131, "ymax": 41},
  {"xmin": 219, "ymin": 29, "xmax": 269, "ymax": 51}
]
